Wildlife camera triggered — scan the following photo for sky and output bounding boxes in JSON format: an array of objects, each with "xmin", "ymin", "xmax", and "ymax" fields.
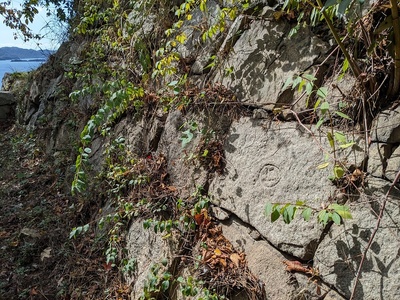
[{"xmin": 0, "ymin": 1, "xmax": 63, "ymax": 50}]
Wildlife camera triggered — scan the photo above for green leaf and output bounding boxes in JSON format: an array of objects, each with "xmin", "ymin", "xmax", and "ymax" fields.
[
  {"xmin": 181, "ymin": 130, "xmax": 194, "ymax": 148},
  {"xmin": 161, "ymin": 280, "xmax": 170, "ymax": 291},
  {"xmin": 342, "ymin": 58, "xmax": 349, "ymax": 72},
  {"xmin": 143, "ymin": 219, "xmax": 151, "ymax": 229},
  {"xmin": 298, "ymin": 79, "xmax": 306, "ymax": 93},
  {"xmin": 301, "ymin": 207, "xmax": 312, "ymax": 221},
  {"xmin": 318, "ymin": 210, "xmax": 329, "ymax": 226},
  {"xmin": 288, "ymin": 26, "xmax": 299, "ymax": 38},
  {"xmin": 334, "ymin": 131, "xmax": 347, "ymax": 144},
  {"xmin": 331, "ymin": 212, "xmax": 341, "ymax": 225},
  {"xmin": 177, "ymin": 276, "xmax": 185, "ymax": 283},
  {"xmin": 316, "ymin": 118, "xmax": 325, "ymax": 129},
  {"xmin": 159, "ymin": 221, "xmax": 165, "ymax": 233},
  {"xmin": 330, "ymin": 204, "xmax": 353, "ymax": 219},
  {"xmin": 323, "ymin": 0, "xmax": 338, "ymax": 10},
  {"xmin": 265, "ymin": 203, "xmax": 273, "ymax": 216},
  {"xmin": 335, "ymin": 111, "xmax": 352, "ymax": 120},
  {"xmin": 83, "ymin": 224, "xmax": 90, "ymax": 232},
  {"xmin": 69, "ymin": 228, "xmax": 77, "ymax": 239},
  {"xmin": 333, "ymin": 165, "xmax": 345, "ymax": 179},
  {"xmin": 327, "ymin": 132, "xmax": 335, "ymax": 149},
  {"xmin": 306, "ymin": 82, "xmax": 313, "ymax": 95},
  {"xmin": 317, "ymin": 162, "xmax": 330, "ymax": 169},
  {"xmin": 282, "ymin": 205, "xmax": 297, "ymax": 224},
  {"xmin": 200, "ymin": 0, "xmax": 206, "ymax": 11},
  {"xmin": 339, "ymin": 142, "xmax": 356, "ymax": 149},
  {"xmin": 271, "ymin": 208, "xmax": 280, "ymax": 222},
  {"xmin": 283, "ymin": 77, "xmax": 293, "ymax": 90},
  {"xmin": 302, "ymin": 73, "xmax": 317, "ymax": 82},
  {"xmin": 292, "ymin": 76, "xmax": 302, "ymax": 88},
  {"xmin": 83, "ymin": 147, "xmax": 92, "ymax": 154},
  {"xmin": 314, "ymin": 98, "xmax": 321, "ymax": 111},
  {"xmin": 317, "ymin": 87, "xmax": 328, "ymax": 99},
  {"xmin": 337, "ymin": 0, "xmax": 352, "ymax": 17},
  {"xmin": 168, "ymin": 80, "xmax": 179, "ymax": 87},
  {"xmin": 320, "ymin": 101, "xmax": 330, "ymax": 114}
]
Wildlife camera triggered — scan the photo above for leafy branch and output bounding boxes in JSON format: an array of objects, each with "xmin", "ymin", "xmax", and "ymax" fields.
[{"xmin": 265, "ymin": 201, "xmax": 352, "ymax": 226}]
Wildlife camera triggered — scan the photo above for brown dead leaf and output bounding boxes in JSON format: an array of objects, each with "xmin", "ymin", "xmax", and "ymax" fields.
[
  {"xmin": 194, "ymin": 213, "xmax": 204, "ymax": 225},
  {"xmin": 0, "ymin": 231, "xmax": 10, "ymax": 238},
  {"xmin": 30, "ymin": 287, "xmax": 38, "ymax": 295},
  {"xmin": 230, "ymin": 253, "xmax": 241, "ymax": 268},
  {"xmin": 283, "ymin": 260, "xmax": 312, "ymax": 274},
  {"xmin": 214, "ymin": 248, "xmax": 222, "ymax": 256},
  {"xmin": 103, "ymin": 262, "xmax": 113, "ymax": 272},
  {"xmin": 167, "ymin": 185, "xmax": 177, "ymax": 192},
  {"xmin": 219, "ymin": 258, "xmax": 227, "ymax": 267},
  {"xmin": 203, "ymin": 250, "xmax": 212, "ymax": 261}
]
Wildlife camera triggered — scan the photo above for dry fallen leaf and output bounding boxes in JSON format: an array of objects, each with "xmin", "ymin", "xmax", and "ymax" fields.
[
  {"xmin": 219, "ymin": 258, "xmax": 227, "ymax": 267},
  {"xmin": 21, "ymin": 227, "xmax": 41, "ymax": 238},
  {"xmin": 40, "ymin": 247, "xmax": 52, "ymax": 261},
  {"xmin": 30, "ymin": 287, "xmax": 38, "ymax": 295},
  {"xmin": 283, "ymin": 260, "xmax": 312, "ymax": 274},
  {"xmin": 103, "ymin": 262, "xmax": 113, "ymax": 272},
  {"xmin": 214, "ymin": 248, "xmax": 222, "ymax": 256},
  {"xmin": 230, "ymin": 253, "xmax": 241, "ymax": 268},
  {"xmin": 0, "ymin": 231, "xmax": 10, "ymax": 238}
]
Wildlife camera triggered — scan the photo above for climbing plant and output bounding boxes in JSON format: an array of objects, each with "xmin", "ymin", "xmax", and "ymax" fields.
[
  {"xmin": 69, "ymin": 0, "xmax": 252, "ymax": 194},
  {"xmin": 281, "ymin": 0, "xmax": 400, "ymax": 98}
]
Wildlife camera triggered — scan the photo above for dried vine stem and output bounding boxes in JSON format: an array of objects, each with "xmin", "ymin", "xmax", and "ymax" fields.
[{"xmin": 349, "ymin": 169, "xmax": 400, "ymax": 300}]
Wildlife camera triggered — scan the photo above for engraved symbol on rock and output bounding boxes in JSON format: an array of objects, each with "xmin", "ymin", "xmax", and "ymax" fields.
[{"xmin": 257, "ymin": 164, "xmax": 281, "ymax": 188}]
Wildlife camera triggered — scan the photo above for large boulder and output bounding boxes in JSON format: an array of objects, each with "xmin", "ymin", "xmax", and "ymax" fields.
[
  {"xmin": 369, "ymin": 106, "xmax": 400, "ymax": 180},
  {"xmin": 213, "ymin": 8, "xmax": 328, "ymax": 110},
  {"xmin": 313, "ymin": 108, "xmax": 400, "ymax": 299},
  {"xmin": 314, "ymin": 177, "xmax": 400, "ymax": 300},
  {"xmin": 209, "ymin": 117, "xmax": 364, "ymax": 259},
  {"xmin": 219, "ymin": 215, "xmax": 299, "ymax": 300},
  {"xmin": 210, "ymin": 118, "xmax": 328, "ymax": 259},
  {"xmin": 0, "ymin": 91, "xmax": 15, "ymax": 121},
  {"xmin": 126, "ymin": 221, "xmax": 179, "ymax": 299}
]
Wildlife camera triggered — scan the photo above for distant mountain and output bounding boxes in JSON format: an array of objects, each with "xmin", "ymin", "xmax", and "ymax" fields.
[{"xmin": 0, "ymin": 47, "xmax": 55, "ymax": 60}]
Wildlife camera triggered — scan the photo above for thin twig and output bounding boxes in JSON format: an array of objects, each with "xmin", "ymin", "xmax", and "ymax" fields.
[
  {"xmin": 289, "ymin": 109, "xmax": 328, "ymax": 155},
  {"xmin": 349, "ymin": 169, "xmax": 400, "ymax": 300},
  {"xmin": 361, "ymin": 93, "xmax": 369, "ymax": 164}
]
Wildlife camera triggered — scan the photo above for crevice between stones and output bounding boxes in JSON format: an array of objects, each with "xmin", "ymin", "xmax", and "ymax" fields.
[{"xmin": 209, "ymin": 205, "xmax": 349, "ymax": 299}]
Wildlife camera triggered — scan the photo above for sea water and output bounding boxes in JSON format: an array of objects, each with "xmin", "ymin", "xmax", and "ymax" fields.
[{"xmin": 0, "ymin": 59, "xmax": 45, "ymax": 86}]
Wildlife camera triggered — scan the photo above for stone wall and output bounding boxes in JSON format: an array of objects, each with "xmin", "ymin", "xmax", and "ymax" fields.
[{"xmin": 8, "ymin": 0, "xmax": 400, "ymax": 299}]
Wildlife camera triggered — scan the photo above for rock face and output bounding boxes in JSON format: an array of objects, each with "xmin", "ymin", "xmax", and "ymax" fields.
[
  {"xmin": 314, "ymin": 177, "xmax": 400, "ymax": 300},
  {"xmin": 209, "ymin": 118, "xmax": 332, "ymax": 259},
  {"xmin": 126, "ymin": 222, "xmax": 178, "ymax": 299},
  {"xmin": 219, "ymin": 216, "xmax": 308, "ymax": 300},
  {"xmin": 213, "ymin": 8, "xmax": 327, "ymax": 110},
  {"xmin": 0, "ymin": 91, "xmax": 15, "ymax": 121},
  {"xmin": 7, "ymin": 0, "xmax": 399, "ymax": 299}
]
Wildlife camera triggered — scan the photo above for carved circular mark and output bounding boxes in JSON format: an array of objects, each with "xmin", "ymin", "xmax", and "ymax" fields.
[{"xmin": 257, "ymin": 164, "xmax": 281, "ymax": 188}]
